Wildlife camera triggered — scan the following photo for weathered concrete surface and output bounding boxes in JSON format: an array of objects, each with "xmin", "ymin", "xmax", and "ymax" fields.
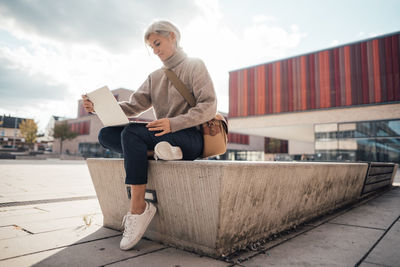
[
  {"xmin": 216, "ymin": 162, "xmax": 368, "ymax": 255},
  {"xmin": 87, "ymin": 159, "xmax": 370, "ymax": 257}
]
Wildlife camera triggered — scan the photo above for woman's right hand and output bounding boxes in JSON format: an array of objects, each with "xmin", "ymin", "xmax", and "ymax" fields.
[{"xmin": 82, "ymin": 94, "xmax": 95, "ymax": 113}]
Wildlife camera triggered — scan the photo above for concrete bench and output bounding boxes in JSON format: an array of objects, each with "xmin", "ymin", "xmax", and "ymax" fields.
[{"xmin": 86, "ymin": 159, "xmax": 397, "ymax": 257}]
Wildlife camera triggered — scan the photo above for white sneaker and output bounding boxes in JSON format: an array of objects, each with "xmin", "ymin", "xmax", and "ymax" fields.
[
  {"xmin": 120, "ymin": 201, "xmax": 156, "ymax": 250},
  {"xmin": 154, "ymin": 141, "xmax": 183, "ymax": 160}
]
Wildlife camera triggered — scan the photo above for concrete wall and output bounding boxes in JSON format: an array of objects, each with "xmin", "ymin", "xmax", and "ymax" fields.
[
  {"xmin": 87, "ymin": 159, "xmax": 371, "ymax": 257},
  {"xmin": 288, "ymin": 140, "xmax": 315, "ymax": 155}
]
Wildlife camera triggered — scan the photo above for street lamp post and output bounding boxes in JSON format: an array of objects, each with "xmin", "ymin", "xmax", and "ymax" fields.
[{"xmin": 12, "ymin": 116, "xmax": 17, "ymax": 148}]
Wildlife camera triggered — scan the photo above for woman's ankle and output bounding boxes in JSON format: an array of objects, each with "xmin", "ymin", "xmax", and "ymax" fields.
[{"xmin": 130, "ymin": 201, "xmax": 147, "ymax": 215}]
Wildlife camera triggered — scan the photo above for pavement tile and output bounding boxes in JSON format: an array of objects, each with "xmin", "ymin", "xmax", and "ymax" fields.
[
  {"xmin": 0, "ymin": 206, "xmax": 47, "ymax": 217},
  {"xmin": 105, "ymin": 247, "xmax": 229, "ymax": 267},
  {"xmin": 0, "ymin": 248, "xmax": 64, "ymax": 267},
  {"xmin": 384, "ymin": 186, "xmax": 400, "ymax": 196},
  {"xmin": 244, "ymin": 223, "xmax": 383, "ymax": 266},
  {"xmin": 0, "ymin": 162, "xmax": 95, "ymax": 202},
  {"xmin": 0, "ymin": 225, "xmax": 120, "ymax": 260},
  {"xmin": 34, "ymin": 199, "xmax": 101, "ymax": 212},
  {"xmin": 0, "ymin": 200, "xmax": 102, "ymax": 227},
  {"xmin": 329, "ymin": 193, "xmax": 400, "ymax": 230},
  {"xmin": 227, "ymin": 225, "xmax": 313, "ymax": 264},
  {"xmin": 0, "ymin": 237, "xmax": 165, "ymax": 267},
  {"xmin": 363, "ymin": 219, "xmax": 400, "ymax": 267},
  {"xmin": 16, "ymin": 213, "xmax": 103, "ymax": 234},
  {"xmin": 0, "ymin": 197, "xmax": 14, "ymax": 203},
  {"xmin": 0, "ymin": 226, "xmax": 30, "ymax": 240}
]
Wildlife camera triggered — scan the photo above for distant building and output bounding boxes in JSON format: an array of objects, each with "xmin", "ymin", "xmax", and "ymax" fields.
[
  {"xmin": 0, "ymin": 115, "xmax": 28, "ymax": 148},
  {"xmin": 228, "ymin": 31, "xmax": 400, "ymax": 163},
  {"xmin": 44, "ymin": 115, "xmax": 66, "ymax": 141},
  {"xmin": 219, "ymin": 112, "xmax": 265, "ymax": 161}
]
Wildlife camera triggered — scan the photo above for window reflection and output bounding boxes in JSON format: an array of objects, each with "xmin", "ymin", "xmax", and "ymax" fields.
[{"xmin": 315, "ymin": 119, "xmax": 400, "ymax": 163}]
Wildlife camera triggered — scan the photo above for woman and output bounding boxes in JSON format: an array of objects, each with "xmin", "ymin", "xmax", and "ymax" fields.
[{"xmin": 82, "ymin": 20, "xmax": 217, "ymax": 250}]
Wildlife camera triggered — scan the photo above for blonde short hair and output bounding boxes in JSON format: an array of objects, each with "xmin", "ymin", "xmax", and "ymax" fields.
[{"xmin": 144, "ymin": 20, "xmax": 181, "ymax": 48}]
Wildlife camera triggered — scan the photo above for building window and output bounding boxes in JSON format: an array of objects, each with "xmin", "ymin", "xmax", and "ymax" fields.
[
  {"xmin": 228, "ymin": 133, "xmax": 249, "ymax": 145},
  {"xmin": 315, "ymin": 119, "xmax": 400, "ymax": 163},
  {"xmin": 216, "ymin": 150, "xmax": 264, "ymax": 161},
  {"xmin": 264, "ymin": 137, "xmax": 288, "ymax": 153}
]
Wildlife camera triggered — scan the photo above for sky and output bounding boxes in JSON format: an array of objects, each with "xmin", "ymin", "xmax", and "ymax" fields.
[{"xmin": 0, "ymin": 0, "xmax": 399, "ymax": 132}]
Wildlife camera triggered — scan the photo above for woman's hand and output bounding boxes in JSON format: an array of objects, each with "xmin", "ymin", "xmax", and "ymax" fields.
[
  {"xmin": 147, "ymin": 118, "xmax": 171, "ymax": 136},
  {"xmin": 81, "ymin": 94, "xmax": 95, "ymax": 113}
]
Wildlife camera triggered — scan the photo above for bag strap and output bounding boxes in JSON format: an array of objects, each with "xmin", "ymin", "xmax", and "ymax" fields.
[{"xmin": 163, "ymin": 68, "xmax": 196, "ymax": 107}]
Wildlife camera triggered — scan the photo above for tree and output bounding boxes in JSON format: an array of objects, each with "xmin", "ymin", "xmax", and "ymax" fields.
[
  {"xmin": 52, "ymin": 121, "xmax": 78, "ymax": 155},
  {"xmin": 19, "ymin": 119, "xmax": 38, "ymax": 149}
]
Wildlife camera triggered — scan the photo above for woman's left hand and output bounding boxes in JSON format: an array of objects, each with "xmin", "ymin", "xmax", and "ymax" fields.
[{"xmin": 147, "ymin": 118, "xmax": 171, "ymax": 136}]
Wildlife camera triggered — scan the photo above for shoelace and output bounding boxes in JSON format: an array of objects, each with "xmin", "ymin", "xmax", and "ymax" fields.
[{"xmin": 121, "ymin": 214, "xmax": 137, "ymax": 237}]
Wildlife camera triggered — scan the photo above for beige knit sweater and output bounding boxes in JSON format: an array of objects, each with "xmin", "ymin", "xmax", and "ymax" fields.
[{"xmin": 119, "ymin": 48, "xmax": 217, "ymax": 132}]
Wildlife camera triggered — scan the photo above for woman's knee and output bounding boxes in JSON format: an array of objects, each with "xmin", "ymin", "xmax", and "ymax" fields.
[
  {"xmin": 98, "ymin": 127, "xmax": 118, "ymax": 147},
  {"xmin": 98, "ymin": 127, "xmax": 108, "ymax": 143},
  {"xmin": 121, "ymin": 125, "xmax": 143, "ymax": 145}
]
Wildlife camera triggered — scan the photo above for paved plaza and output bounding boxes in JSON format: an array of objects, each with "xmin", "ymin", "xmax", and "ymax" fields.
[{"xmin": 0, "ymin": 160, "xmax": 399, "ymax": 266}]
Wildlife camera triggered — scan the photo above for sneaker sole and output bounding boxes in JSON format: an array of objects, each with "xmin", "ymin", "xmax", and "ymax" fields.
[{"xmin": 154, "ymin": 141, "xmax": 183, "ymax": 160}]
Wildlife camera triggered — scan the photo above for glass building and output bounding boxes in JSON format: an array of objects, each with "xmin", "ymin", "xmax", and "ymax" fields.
[{"xmin": 315, "ymin": 119, "xmax": 400, "ymax": 163}]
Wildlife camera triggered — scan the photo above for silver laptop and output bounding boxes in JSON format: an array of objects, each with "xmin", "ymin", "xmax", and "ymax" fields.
[{"xmin": 87, "ymin": 86, "xmax": 148, "ymax": 127}]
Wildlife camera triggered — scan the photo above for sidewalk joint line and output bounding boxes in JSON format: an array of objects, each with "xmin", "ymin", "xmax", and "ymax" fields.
[
  {"xmin": 355, "ymin": 214, "xmax": 400, "ymax": 266},
  {"xmin": 102, "ymin": 247, "xmax": 168, "ymax": 266},
  {"xmin": 327, "ymin": 222, "xmax": 386, "ymax": 231},
  {"xmin": 0, "ymin": 196, "xmax": 98, "ymax": 207},
  {"xmin": 363, "ymin": 260, "xmax": 393, "ymax": 267},
  {"xmin": 14, "ymin": 224, "xmax": 34, "ymax": 235}
]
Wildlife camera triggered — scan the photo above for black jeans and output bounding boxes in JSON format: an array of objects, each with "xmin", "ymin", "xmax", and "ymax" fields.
[{"xmin": 98, "ymin": 123, "xmax": 203, "ymax": 185}]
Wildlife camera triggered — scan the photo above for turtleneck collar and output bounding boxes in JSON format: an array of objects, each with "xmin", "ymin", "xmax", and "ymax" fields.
[{"xmin": 162, "ymin": 48, "xmax": 187, "ymax": 69}]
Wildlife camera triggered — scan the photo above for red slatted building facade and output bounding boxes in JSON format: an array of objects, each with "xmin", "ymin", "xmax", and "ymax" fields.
[{"xmin": 229, "ymin": 32, "xmax": 400, "ymax": 162}]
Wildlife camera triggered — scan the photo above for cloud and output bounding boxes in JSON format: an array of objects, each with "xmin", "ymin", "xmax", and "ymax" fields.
[
  {"xmin": 0, "ymin": 0, "xmax": 307, "ymax": 130},
  {"xmin": 242, "ymin": 22, "xmax": 306, "ymax": 63},
  {"xmin": 252, "ymin": 15, "xmax": 276, "ymax": 23},
  {"xmin": 181, "ymin": 3, "xmax": 306, "ymax": 113},
  {"xmin": 0, "ymin": 56, "xmax": 72, "ymax": 130},
  {"xmin": 330, "ymin": 40, "xmax": 339, "ymax": 46},
  {"xmin": 0, "ymin": 0, "xmax": 202, "ymax": 52},
  {"xmin": 0, "ymin": 57, "xmax": 69, "ymax": 106}
]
